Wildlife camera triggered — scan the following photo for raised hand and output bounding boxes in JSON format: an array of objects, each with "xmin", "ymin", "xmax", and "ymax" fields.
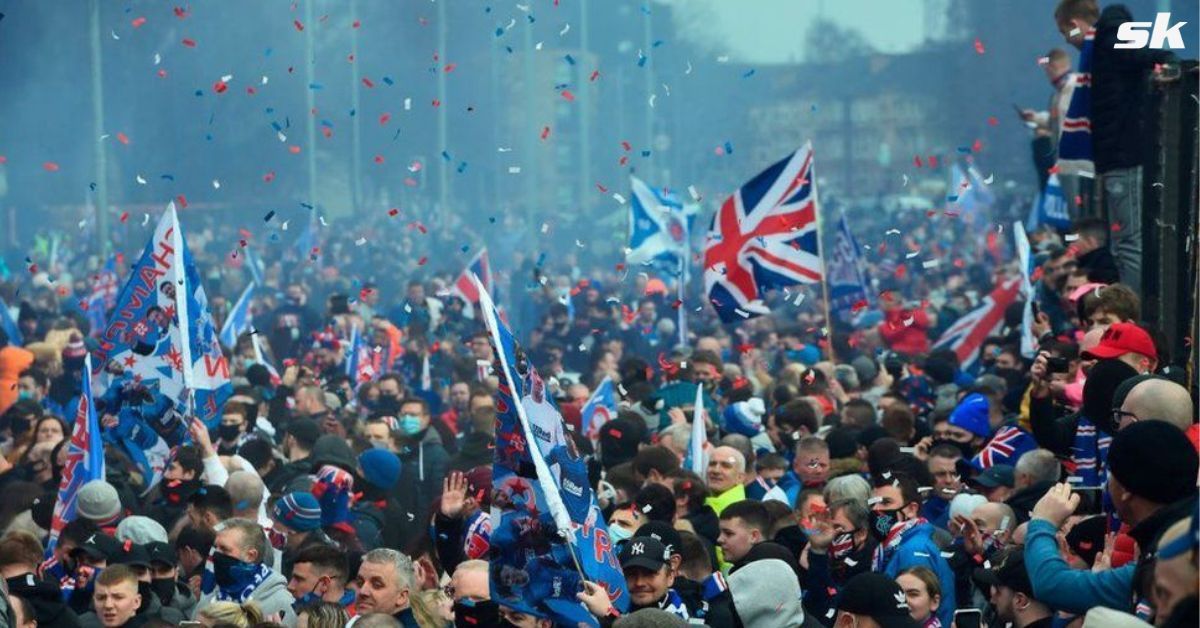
[
  {"xmin": 441, "ymin": 471, "xmax": 468, "ymax": 518},
  {"xmin": 1031, "ymin": 482, "xmax": 1080, "ymax": 529}
]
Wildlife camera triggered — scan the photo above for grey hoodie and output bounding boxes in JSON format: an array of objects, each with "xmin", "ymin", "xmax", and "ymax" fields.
[{"xmin": 195, "ymin": 570, "xmax": 296, "ymax": 627}]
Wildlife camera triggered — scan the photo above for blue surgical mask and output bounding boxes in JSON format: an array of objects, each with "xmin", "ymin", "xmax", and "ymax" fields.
[
  {"xmin": 399, "ymin": 414, "xmax": 423, "ymax": 436},
  {"xmin": 16, "ymin": 390, "xmax": 31, "ymax": 401},
  {"xmin": 608, "ymin": 525, "xmax": 633, "ymax": 544}
]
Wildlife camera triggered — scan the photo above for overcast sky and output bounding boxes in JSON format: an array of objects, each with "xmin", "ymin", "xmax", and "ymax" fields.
[{"xmin": 661, "ymin": 0, "xmax": 929, "ymax": 63}]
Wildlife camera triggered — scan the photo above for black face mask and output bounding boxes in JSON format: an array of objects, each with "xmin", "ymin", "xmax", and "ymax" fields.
[
  {"xmin": 137, "ymin": 581, "xmax": 154, "ymax": 612},
  {"xmin": 151, "ymin": 578, "xmax": 176, "ymax": 605},
  {"xmin": 930, "ymin": 438, "xmax": 975, "ymax": 460},
  {"xmin": 453, "ymin": 600, "xmax": 501, "ymax": 627},
  {"xmin": 217, "ymin": 424, "xmax": 242, "ymax": 442}
]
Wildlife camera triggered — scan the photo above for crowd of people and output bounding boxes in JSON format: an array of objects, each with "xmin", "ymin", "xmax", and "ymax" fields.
[{"xmin": 0, "ymin": 0, "xmax": 1195, "ymax": 627}]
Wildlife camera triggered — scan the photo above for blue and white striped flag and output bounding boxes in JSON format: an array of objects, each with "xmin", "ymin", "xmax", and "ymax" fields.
[{"xmin": 219, "ymin": 283, "xmax": 255, "ymax": 350}]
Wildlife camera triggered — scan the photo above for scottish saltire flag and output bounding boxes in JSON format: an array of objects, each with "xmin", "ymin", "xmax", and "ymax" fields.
[
  {"xmin": 950, "ymin": 163, "xmax": 995, "ymax": 215},
  {"xmin": 452, "ymin": 248, "xmax": 492, "ymax": 308},
  {"xmin": 687, "ymin": 383, "xmax": 707, "ymax": 476},
  {"xmin": 1013, "ymin": 222, "xmax": 1037, "ymax": 359},
  {"xmin": 827, "ymin": 211, "xmax": 872, "ymax": 321},
  {"xmin": 1025, "ymin": 173, "xmax": 1072, "ymax": 232},
  {"xmin": 0, "ymin": 297, "xmax": 22, "ymax": 347},
  {"xmin": 219, "ymin": 283, "xmax": 254, "ymax": 350},
  {"xmin": 703, "ymin": 143, "xmax": 823, "ymax": 323},
  {"xmin": 47, "ymin": 354, "xmax": 105, "ymax": 555},
  {"xmin": 580, "ymin": 377, "xmax": 617, "ymax": 443},
  {"xmin": 90, "ymin": 204, "xmax": 231, "ymax": 485},
  {"xmin": 932, "ymin": 278, "xmax": 1022, "ymax": 373},
  {"xmin": 478, "ymin": 278, "xmax": 628, "ymax": 626},
  {"xmin": 627, "ymin": 176, "xmax": 696, "ymax": 272},
  {"xmin": 1058, "ymin": 29, "xmax": 1094, "ymax": 176},
  {"xmin": 89, "ymin": 256, "xmax": 120, "ymax": 313},
  {"xmin": 972, "ymin": 425, "xmax": 1038, "ymax": 471}
]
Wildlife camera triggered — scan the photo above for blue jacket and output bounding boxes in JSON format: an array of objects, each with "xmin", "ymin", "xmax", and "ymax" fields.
[
  {"xmin": 879, "ymin": 522, "xmax": 957, "ymax": 628},
  {"xmin": 920, "ymin": 496, "xmax": 951, "ymax": 531},
  {"xmin": 1024, "ymin": 519, "xmax": 1134, "ymax": 613}
]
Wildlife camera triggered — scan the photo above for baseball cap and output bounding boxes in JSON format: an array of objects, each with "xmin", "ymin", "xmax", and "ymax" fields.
[
  {"xmin": 70, "ymin": 533, "xmax": 122, "ymax": 563},
  {"xmin": 971, "ymin": 464, "xmax": 1015, "ymax": 489},
  {"xmin": 837, "ymin": 572, "xmax": 919, "ymax": 628},
  {"xmin": 634, "ymin": 521, "xmax": 683, "ymax": 559},
  {"xmin": 974, "ymin": 550, "xmax": 1033, "ymax": 597},
  {"xmin": 145, "ymin": 541, "xmax": 178, "ymax": 567},
  {"xmin": 1081, "ymin": 322, "xmax": 1157, "ymax": 362},
  {"xmin": 112, "ymin": 541, "xmax": 152, "ymax": 569},
  {"xmin": 618, "ymin": 536, "xmax": 670, "ymax": 573}
]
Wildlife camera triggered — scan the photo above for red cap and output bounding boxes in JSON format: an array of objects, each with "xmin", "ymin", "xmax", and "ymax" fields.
[{"xmin": 1081, "ymin": 322, "xmax": 1157, "ymax": 361}]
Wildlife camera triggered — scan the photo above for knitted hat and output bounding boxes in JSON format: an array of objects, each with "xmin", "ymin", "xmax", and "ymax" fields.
[
  {"xmin": 116, "ymin": 516, "xmax": 168, "ymax": 545},
  {"xmin": 949, "ymin": 393, "xmax": 990, "ymax": 438},
  {"xmin": 722, "ymin": 399, "xmax": 766, "ymax": 437},
  {"xmin": 76, "ymin": 480, "xmax": 121, "ymax": 522},
  {"xmin": 1108, "ymin": 421, "xmax": 1199, "ymax": 504},
  {"xmin": 728, "ymin": 558, "xmax": 806, "ymax": 628},
  {"xmin": 851, "ymin": 356, "xmax": 879, "ymax": 387},
  {"xmin": 358, "ymin": 449, "xmax": 402, "ymax": 490},
  {"xmin": 272, "ymin": 492, "xmax": 323, "ymax": 532}
]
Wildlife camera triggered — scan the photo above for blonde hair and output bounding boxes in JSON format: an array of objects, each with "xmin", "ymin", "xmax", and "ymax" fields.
[
  {"xmin": 295, "ymin": 601, "xmax": 349, "ymax": 628},
  {"xmin": 197, "ymin": 601, "xmax": 264, "ymax": 628},
  {"xmin": 410, "ymin": 588, "xmax": 450, "ymax": 628}
]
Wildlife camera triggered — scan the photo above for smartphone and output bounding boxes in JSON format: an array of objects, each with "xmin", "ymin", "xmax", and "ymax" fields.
[
  {"xmin": 1031, "ymin": 301, "xmax": 1041, "ymax": 319},
  {"xmin": 955, "ymin": 608, "xmax": 983, "ymax": 628},
  {"xmin": 1074, "ymin": 487, "xmax": 1105, "ymax": 515}
]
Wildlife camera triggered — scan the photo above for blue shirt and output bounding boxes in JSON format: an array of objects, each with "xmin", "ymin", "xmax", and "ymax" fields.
[{"xmin": 1024, "ymin": 518, "xmax": 1134, "ymax": 613}]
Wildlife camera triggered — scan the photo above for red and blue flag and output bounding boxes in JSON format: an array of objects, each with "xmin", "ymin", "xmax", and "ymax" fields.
[{"xmin": 47, "ymin": 354, "xmax": 105, "ymax": 555}]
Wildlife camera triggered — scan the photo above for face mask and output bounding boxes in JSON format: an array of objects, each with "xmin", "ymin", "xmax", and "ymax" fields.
[
  {"xmin": 868, "ymin": 508, "xmax": 904, "ymax": 541},
  {"xmin": 137, "ymin": 581, "xmax": 154, "ymax": 611},
  {"xmin": 399, "ymin": 414, "xmax": 423, "ymax": 436},
  {"xmin": 931, "ymin": 438, "xmax": 975, "ymax": 460},
  {"xmin": 151, "ymin": 578, "xmax": 176, "ymax": 605},
  {"xmin": 609, "ymin": 525, "xmax": 633, "ymax": 544},
  {"xmin": 292, "ymin": 578, "xmax": 327, "ymax": 610},
  {"xmin": 217, "ymin": 424, "xmax": 242, "ymax": 441},
  {"xmin": 211, "ymin": 552, "xmax": 257, "ymax": 589},
  {"xmin": 287, "ymin": 296, "xmax": 302, "ymax": 307},
  {"xmin": 16, "ymin": 390, "xmax": 32, "ymax": 401},
  {"xmin": 830, "ymin": 532, "xmax": 857, "ymax": 559},
  {"xmin": 454, "ymin": 599, "xmax": 501, "ymax": 627}
]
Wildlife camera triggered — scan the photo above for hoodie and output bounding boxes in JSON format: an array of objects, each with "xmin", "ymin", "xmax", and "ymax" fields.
[
  {"xmin": 196, "ymin": 569, "xmax": 296, "ymax": 627},
  {"xmin": 6, "ymin": 574, "xmax": 81, "ymax": 628},
  {"xmin": 875, "ymin": 521, "xmax": 956, "ymax": 628}
]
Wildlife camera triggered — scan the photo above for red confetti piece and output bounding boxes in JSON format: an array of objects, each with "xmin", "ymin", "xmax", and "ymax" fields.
[
  {"xmin": 263, "ymin": 171, "xmax": 276, "ymax": 182},
  {"xmin": 116, "ymin": 132, "xmax": 130, "ymax": 145},
  {"xmin": 403, "ymin": 177, "xmax": 417, "ymax": 187},
  {"xmin": 431, "ymin": 99, "xmax": 440, "ymax": 107},
  {"xmin": 176, "ymin": 195, "xmax": 188, "ymax": 208},
  {"xmin": 561, "ymin": 89, "xmax": 575, "ymax": 101},
  {"xmin": 987, "ymin": 116, "xmax": 999, "ymax": 126},
  {"xmin": 42, "ymin": 162, "xmax": 59, "ymax": 172},
  {"xmin": 1047, "ymin": 164, "xmax": 1061, "ymax": 174},
  {"xmin": 444, "ymin": 63, "xmax": 456, "ymax": 73},
  {"xmin": 173, "ymin": 6, "xmax": 189, "ymax": 18},
  {"xmin": 288, "ymin": 145, "xmax": 301, "ymax": 154},
  {"xmin": 928, "ymin": 155, "xmax": 939, "ymax": 168},
  {"xmin": 0, "ymin": 156, "xmax": 6, "ymax": 164},
  {"xmin": 293, "ymin": 19, "xmax": 304, "ymax": 31},
  {"xmin": 671, "ymin": 299, "xmax": 682, "ymax": 309},
  {"xmin": 850, "ymin": 299, "xmax": 869, "ymax": 313},
  {"xmin": 181, "ymin": 38, "xmax": 196, "ymax": 47},
  {"xmin": 913, "ymin": 155, "xmax": 923, "ymax": 168},
  {"xmin": 618, "ymin": 156, "xmax": 628, "ymax": 166},
  {"xmin": 119, "ymin": 211, "xmax": 130, "ymax": 223},
  {"xmin": 213, "ymin": 80, "xmax": 228, "ymax": 94},
  {"xmin": 379, "ymin": 112, "xmax": 391, "ymax": 125},
  {"xmin": 27, "ymin": 263, "xmax": 37, "ymax": 274},
  {"xmin": 972, "ymin": 139, "xmax": 983, "ymax": 152},
  {"xmin": 387, "ymin": 208, "xmax": 399, "ymax": 216},
  {"xmin": 953, "ymin": 259, "xmax": 966, "ymax": 268},
  {"xmin": 246, "ymin": 86, "xmax": 256, "ymax": 95},
  {"xmin": 595, "ymin": 183, "xmax": 608, "ymax": 193},
  {"xmin": 615, "ymin": 263, "xmax": 626, "ymax": 272},
  {"xmin": 373, "ymin": 155, "xmax": 385, "ymax": 164},
  {"xmin": 589, "ymin": 70, "xmax": 600, "ymax": 81},
  {"xmin": 352, "ymin": 20, "xmax": 361, "ymax": 28},
  {"xmin": 362, "ymin": 77, "xmax": 374, "ymax": 88},
  {"xmin": 157, "ymin": 69, "xmax": 168, "ymax": 79},
  {"xmin": 417, "ymin": 256, "xmax": 428, "ymax": 266},
  {"xmin": 131, "ymin": 17, "xmax": 146, "ymax": 28},
  {"xmin": 974, "ymin": 38, "xmax": 985, "ymax": 54},
  {"xmin": 621, "ymin": 141, "xmax": 632, "ymax": 151},
  {"xmin": 540, "ymin": 126, "xmax": 551, "ymax": 140},
  {"xmin": 1110, "ymin": 221, "xmax": 1122, "ymax": 232}
]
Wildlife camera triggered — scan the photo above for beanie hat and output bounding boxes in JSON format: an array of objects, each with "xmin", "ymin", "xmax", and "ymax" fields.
[
  {"xmin": 116, "ymin": 516, "xmax": 168, "ymax": 545},
  {"xmin": 358, "ymin": 449, "xmax": 402, "ymax": 490},
  {"xmin": 1108, "ymin": 421, "xmax": 1199, "ymax": 504},
  {"xmin": 62, "ymin": 336, "xmax": 87, "ymax": 360},
  {"xmin": 722, "ymin": 398, "xmax": 766, "ymax": 437},
  {"xmin": 727, "ymin": 558, "xmax": 805, "ymax": 628},
  {"xmin": 76, "ymin": 480, "xmax": 121, "ymax": 522},
  {"xmin": 825, "ymin": 427, "xmax": 859, "ymax": 460},
  {"xmin": 272, "ymin": 492, "xmax": 323, "ymax": 532},
  {"xmin": 949, "ymin": 393, "xmax": 990, "ymax": 438}
]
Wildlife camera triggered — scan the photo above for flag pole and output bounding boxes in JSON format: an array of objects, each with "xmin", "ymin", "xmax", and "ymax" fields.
[
  {"xmin": 168, "ymin": 204, "xmax": 197, "ymax": 417},
  {"xmin": 810, "ymin": 143, "xmax": 837, "ymax": 363},
  {"xmin": 677, "ymin": 243, "xmax": 688, "ymax": 349}
]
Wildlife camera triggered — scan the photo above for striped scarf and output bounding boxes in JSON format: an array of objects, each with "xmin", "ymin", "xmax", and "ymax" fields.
[
  {"xmin": 1069, "ymin": 416, "xmax": 1111, "ymax": 487},
  {"xmin": 1057, "ymin": 29, "xmax": 1094, "ymax": 175}
]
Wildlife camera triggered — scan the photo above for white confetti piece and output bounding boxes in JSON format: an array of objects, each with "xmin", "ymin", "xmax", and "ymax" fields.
[
  {"xmin": 403, "ymin": 97, "xmax": 412, "ymax": 110},
  {"xmin": 574, "ymin": 239, "xmax": 585, "ymax": 247},
  {"xmin": 716, "ymin": 55, "xmax": 730, "ymax": 63},
  {"xmin": 1069, "ymin": 27, "xmax": 1081, "ymax": 37},
  {"xmin": 559, "ymin": 23, "xmax": 570, "ymax": 36},
  {"xmin": 843, "ymin": 557, "xmax": 858, "ymax": 567},
  {"xmin": 153, "ymin": 53, "xmax": 161, "ymax": 65},
  {"xmin": 135, "ymin": 174, "xmax": 147, "ymax": 185},
  {"xmin": 983, "ymin": 173, "xmax": 995, "ymax": 184},
  {"xmin": 688, "ymin": 185, "xmax": 701, "ymax": 201},
  {"xmin": 220, "ymin": 74, "xmax": 233, "ymax": 83},
  {"xmin": 319, "ymin": 215, "xmax": 328, "ymax": 226},
  {"xmin": 111, "ymin": 30, "xmax": 120, "ymax": 40},
  {"xmin": 212, "ymin": 179, "xmax": 221, "ymax": 189},
  {"xmin": 497, "ymin": 147, "xmax": 512, "ymax": 152},
  {"xmin": 262, "ymin": 75, "xmax": 269, "ymax": 85},
  {"xmin": 648, "ymin": 94, "xmax": 656, "ymax": 107},
  {"xmin": 540, "ymin": 223, "xmax": 549, "ymax": 233},
  {"xmin": 794, "ymin": 292, "xmax": 805, "ymax": 306},
  {"xmin": 355, "ymin": 237, "xmax": 367, "ymax": 246},
  {"xmin": 905, "ymin": 251, "xmax": 920, "ymax": 259},
  {"xmin": 1064, "ymin": 233, "xmax": 1079, "ymax": 242},
  {"xmin": 277, "ymin": 131, "xmax": 287, "ymax": 142},
  {"xmin": 77, "ymin": 220, "xmax": 88, "ymax": 229},
  {"xmin": 535, "ymin": 41, "xmax": 543, "ymax": 50},
  {"xmin": 685, "ymin": 60, "xmax": 693, "ymax": 74},
  {"xmin": 141, "ymin": 214, "xmax": 150, "ymax": 226},
  {"xmin": 612, "ymin": 193, "xmax": 627, "ymax": 204},
  {"xmin": 508, "ymin": 166, "xmax": 521, "ymax": 174},
  {"xmin": 922, "ymin": 259, "xmax": 940, "ymax": 269},
  {"xmin": 281, "ymin": 220, "xmax": 290, "ymax": 231},
  {"xmin": 901, "ymin": 174, "xmax": 909, "ymax": 186}
]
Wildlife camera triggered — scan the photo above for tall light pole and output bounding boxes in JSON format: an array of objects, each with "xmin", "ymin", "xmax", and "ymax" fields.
[
  {"xmin": 90, "ymin": 0, "xmax": 110, "ymax": 256},
  {"xmin": 437, "ymin": 0, "xmax": 449, "ymax": 213},
  {"xmin": 350, "ymin": 0, "xmax": 363, "ymax": 212},
  {"xmin": 304, "ymin": 0, "xmax": 318, "ymax": 217}
]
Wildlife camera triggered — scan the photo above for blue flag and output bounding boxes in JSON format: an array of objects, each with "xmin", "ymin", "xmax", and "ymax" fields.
[
  {"xmin": 90, "ymin": 203, "xmax": 231, "ymax": 487},
  {"xmin": 580, "ymin": 377, "xmax": 617, "ymax": 443},
  {"xmin": 627, "ymin": 176, "xmax": 696, "ymax": 275},
  {"xmin": 1025, "ymin": 173, "xmax": 1072, "ymax": 232},
  {"xmin": 951, "ymin": 163, "xmax": 995, "ymax": 215},
  {"xmin": 0, "ymin": 297, "xmax": 22, "ymax": 347},
  {"xmin": 478, "ymin": 279, "xmax": 629, "ymax": 626},
  {"xmin": 244, "ymin": 246, "xmax": 266, "ymax": 287},
  {"xmin": 219, "ymin": 283, "xmax": 255, "ymax": 349},
  {"xmin": 827, "ymin": 211, "xmax": 872, "ymax": 321},
  {"xmin": 47, "ymin": 354, "xmax": 105, "ymax": 555}
]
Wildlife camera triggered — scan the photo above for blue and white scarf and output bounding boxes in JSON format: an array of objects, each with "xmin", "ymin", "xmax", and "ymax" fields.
[
  {"xmin": 215, "ymin": 562, "xmax": 274, "ymax": 604},
  {"xmin": 1069, "ymin": 416, "xmax": 1111, "ymax": 487},
  {"xmin": 1057, "ymin": 29, "xmax": 1094, "ymax": 175},
  {"xmin": 657, "ymin": 588, "xmax": 690, "ymax": 621}
]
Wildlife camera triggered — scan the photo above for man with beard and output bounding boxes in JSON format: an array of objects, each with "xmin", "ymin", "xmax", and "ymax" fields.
[
  {"xmin": 267, "ymin": 284, "xmax": 319, "ymax": 362},
  {"xmin": 803, "ymin": 498, "xmax": 877, "ymax": 623}
]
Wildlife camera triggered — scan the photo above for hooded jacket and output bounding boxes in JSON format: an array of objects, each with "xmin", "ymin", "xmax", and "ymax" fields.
[
  {"xmin": 196, "ymin": 569, "xmax": 296, "ymax": 626},
  {"xmin": 5, "ymin": 574, "xmax": 80, "ymax": 628},
  {"xmin": 398, "ymin": 428, "xmax": 449, "ymax": 530}
]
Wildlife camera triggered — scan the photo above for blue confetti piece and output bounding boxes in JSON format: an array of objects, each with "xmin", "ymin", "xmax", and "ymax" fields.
[
  {"xmin": 457, "ymin": 161, "xmax": 468, "ymax": 173},
  {"xmin": 264, "ymin": 210, "xmax": 276, "ymax": 222},
  {"xmin": 300, "ymin": 202, "xmax": 314, "ymax": 210},
  {"xmin": 653, "ymin": 40, "xmax": 664, "ymax": 48},
  {"xmin": 89, "ymin": 182, "xmax": 97, "ymax": 191},
  {"xmin": 271, "ymin": 121, "xmax": 282, "ymax": 132},
  {"xmin": 527, "ymin": 15, "xmax": 535, "ymax": 23},
  {"xmin": 441, "ymin": 151, "xmax": 451, "ymax": 162},
  {"xmin": 382, "ymin": 76, "xmax": 394, "ymax": 85},
  {"xmin": 309, "ymin": 83, "xmax": 323, "ymax": 90},
  {"xmin": 505, "ymin": 46, "xmax": 514, "ymax": 54},
  {"xmin": 320, "ymin": 119, "xmax": 334, "ymax": 128},
  {"xmin": 535, "ymin": 252, "xmax": 546, "ymax": 267},
  {"xmin": 742, "ymin": 69, "xmax": 756, "ymax": 78},
  {"xmin": 285, "ymin": 117, "xmax": 292, "ymax": 128},
  {"xmin": 641, "ymin": 150, "xmax": 651, "ymax": 157},
  {"xmin": 489, "ymin": 216, "xmax": 496, "ymax": 223},
  {"xmin": 724, "ymin": 141, "xmax": 734, "ymax": 154},
  {"xmin": 205, "ymin": 133, "xmax": 213, "ymax": 141},
  {"xmin": 485, "ymin": 6, "xmax": 492, "ymax": 14},
  {"xmin": 637, "ymin": 52, "xmax": 647, "ymax": 67},
  {"xmin": 266, "ymin": 107, "xmax": 275, "ymax": 114},
  {"xmin": 392, "ymin": 129, "xmax": 402, "ymax": 141},
  {"xmin": 640, "ymin": 4, "xmax": 651, "ymax": 15},
  {"xmin": 461, "ymin": 245, "xmax": 470, "ymax": 253},
  {"xmin": 565, "ymin": 54, "xmax": 575, "ymax": 65},
  {"xmin": 264, "ymin": 48, "xmax": 272, "ymax": 57},
  {"xmin": 161, "ymin": 174, "xmax": 175, "ymax": 181},
  {"xmin": 947, "ymin": 195, "xmax": 959, "ymax": 202},
  {"xmin": 269, "ymin": 233, "xmax": 280, "ymax": 242},
  {"xmin": 194, "ymin": 89, "xmax": 204, "ymax": 97},
  {"xmin": 495, "ymin": 27, "xmax": 505, "ymax": 37},
  {"xmin": 349, "ymin": 109, "xmax": 356, "ymax": 117},
  {"xmin": 956, "ymin": 146, "xmax": 972, "ymax": 154},
  {"xmin": 810, "ymin": 103, "xmax": 818, "ymax": 112}
]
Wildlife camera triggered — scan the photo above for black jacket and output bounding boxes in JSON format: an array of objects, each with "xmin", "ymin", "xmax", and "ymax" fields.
[
  {"xmin": 448, "ymin": 431, "xmax": 493, "ymax": 472},
  {"xmin": 1077, "ymin": 246, "xmax": 1121, "ymax": 285},
  {"xmin": 1006, "ymin": 480, "xmax": 1056, "ymax": 524},
  {"xmin": 685, "ymin": 505, "xmax": 720, "ymax": 546},
  {"xmin": 673, "ymin": 576, "xmax": 734, "ymax": 627},
  {"xmin": 1130, "ymin": 496, "xmax": 1196, "ymax": 612},
  {"xmin": 1091, "ymin": 5, "xmax": 1177, "ymax": 173},
  {"xmin": 6, "ymin": 575, "xmax": 81, "ymax": 628}
]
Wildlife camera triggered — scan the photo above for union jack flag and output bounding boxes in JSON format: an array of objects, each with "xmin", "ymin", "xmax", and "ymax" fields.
[
  {"xmin": 452, "ymin": 248, "xmax": 492, "ymax": 307},
  {"xmin": 703, "ymin": 143, "xmax": 823, "ymax": 323},
  {"xmin": 972, "ymin": 425, "xmax": 1036, "ymax": 471},
  {"xmin": 47, "ymin": 354, "xmax": 105, "ymax": 556},
  {"xmin": 932, "ymin": 278, "xmax": 1021, "ymax": 373},
  {"xmin": 89, "ymin": 256, "xmax": 119, "ymax": 312}
]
